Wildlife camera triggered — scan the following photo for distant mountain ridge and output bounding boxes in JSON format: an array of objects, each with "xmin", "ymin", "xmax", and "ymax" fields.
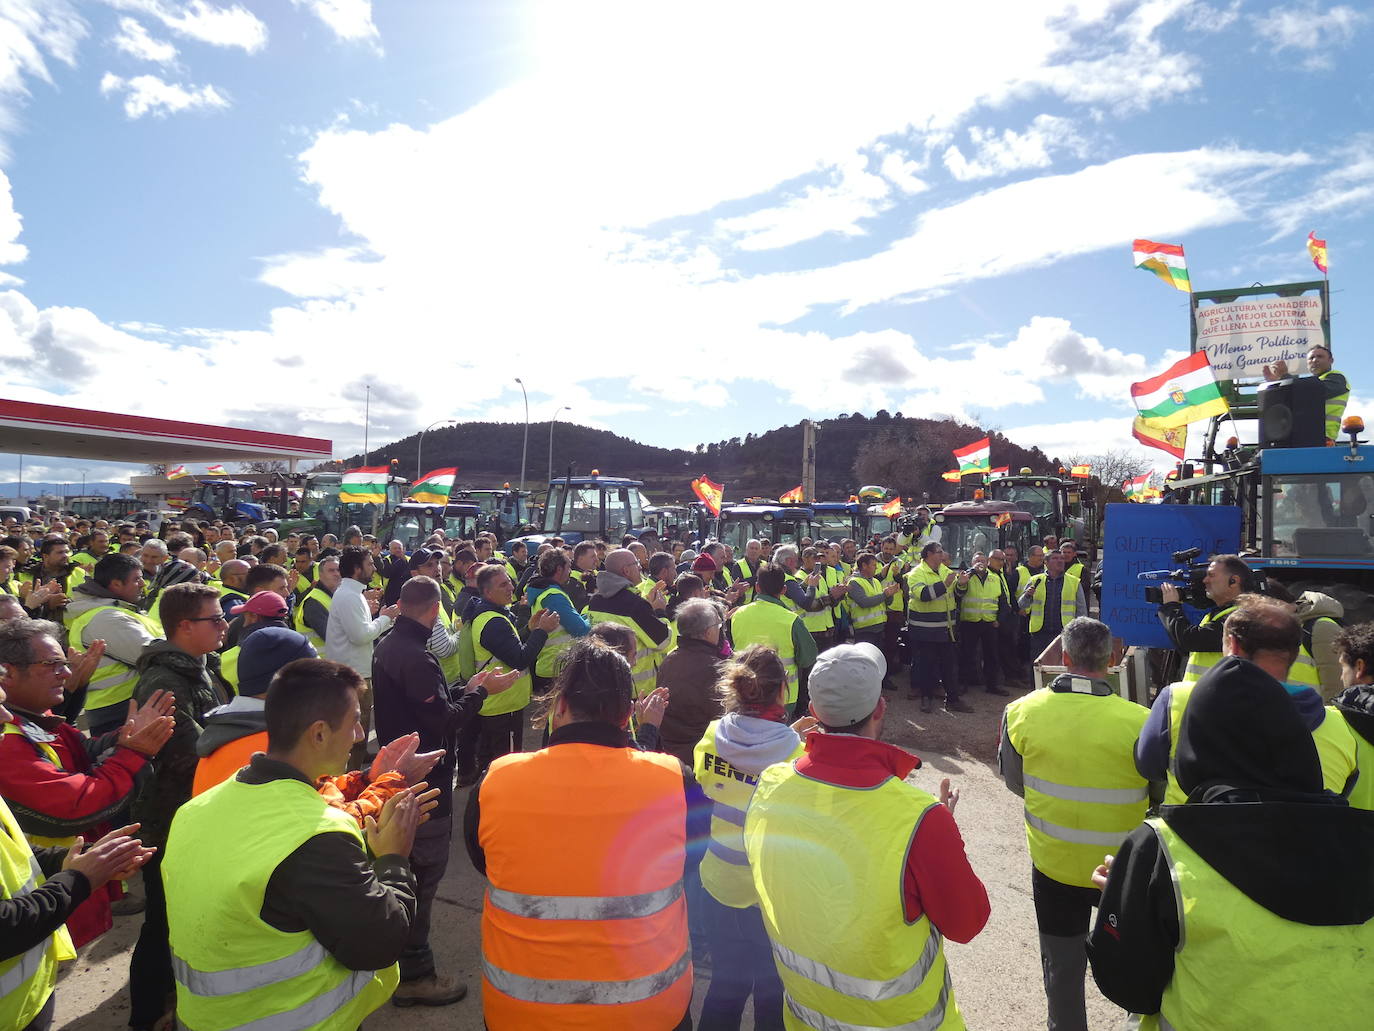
[{"xmin": 338, "ymin": 412, "xmax": 1059, "ymax": 503}]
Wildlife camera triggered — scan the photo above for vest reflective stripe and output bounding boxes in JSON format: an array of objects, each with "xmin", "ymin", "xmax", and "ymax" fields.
[
  {"xmin": 772, "ymin": 929, "xmax": 942, "ymax": 1002},
  {"xmin": 1321, "ymin": 368, "xmax": 1349, "ymax": 440},
  {"xmin": 1147, "ymin": 816, "xmax": 1374, "ymax": 1030},
  {"xmin": 906, "ymin": 564, "xmax": 958, "ymax": 640},
  {"xmin": 172, "ymin": 939, "xmax": 329, "ymax": 996},
  {"xmin": 479, "ymin": 744, "xmax": 692, "ymax": 1028},
  {"xmin": 880, "ymin": 560, "xmax": 905, "ymax": 612},
  {"xmin": 531, "ymin": 586, "xmax": 576, "ymax": 679},
  {"xmin": 291, "ymin": 587, "xmax": 332, "ymax": 652},
  {"xmin": 1025, "ymin": 572, "xmax": 1081, "ymax": 635},
  {"xmin": 959, "ymin": 573, "xmax": 1003, "ymax": 623},
  {"xmin": 730, "ymin": 600, "xmax": 800, "ymax": 704},
  {"xmin": 487, "ymin": 881, "xmax": 682, "ymax": 921},
  {"xmin": 1022, "ymin": 812, "xmax": 1130, "ymax": 848},
  {"xmin": 849, "ymin": 577, "xmax": 887, "ymax": 631},
  {"xmin": 0, "ymin": 796, "xmax": 75, "ymax": 1029},
  {"xmin": 471, "ymin": 610, "xmax": 534, "ymax": 716},
  {"xmin": 1180, "ymin": 605, "xmax": 1237, "ymax": 685},
  {"xmin": 733, "ymin": 558, "xmax": 758, "ymax": 603},
  {"xmin": 1021, "ymin": 773, "xmax": 1148, "ymax": 805},
  {"xmin": 1004, "ymin": 686, "xmax": 1150, "ymax": 887},
  {"xmin": 67, "ymin": 602, "xmax": 164, "ymax": 712},
  {"xmin": 707, "ymin": 838, "xmax": 749, "ymax": 865},
  {"xmin": 164, "ymin": 778, "xmax": 397, "ymax": 1031},
  {"xmin": 482, "ymin": 951, "xmax": 691, "ymax": 1006},
  {"xmin": 745, "ymin": 765, "xmax": 960, "ymax": 1031},
  {"xmin": 586, "ymin": 609, "xmax": 664, "ymax": 698},
  {"xmin": 785, "ymin": 977, "xmax": 953, "ymax": 1031}
]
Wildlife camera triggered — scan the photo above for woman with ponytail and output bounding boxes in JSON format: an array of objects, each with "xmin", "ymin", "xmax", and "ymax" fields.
[{"xmin": 693, "ymin": 644, "xmax": 817, "ymax": 1030}]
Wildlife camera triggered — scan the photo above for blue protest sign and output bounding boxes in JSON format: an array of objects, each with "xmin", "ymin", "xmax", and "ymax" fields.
[{"xmin": 1099, "ymin": 503, "xmax": 1242, "ymax": 648}]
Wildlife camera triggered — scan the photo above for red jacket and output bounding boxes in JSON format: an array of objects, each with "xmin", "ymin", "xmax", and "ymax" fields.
[
  {"xmin": 795, "ymin": 732, "xmax": 990, "ymax": 943},
  {"xmin": 0, "ymin": 709, "xmax": 150, "ymax": 946}
]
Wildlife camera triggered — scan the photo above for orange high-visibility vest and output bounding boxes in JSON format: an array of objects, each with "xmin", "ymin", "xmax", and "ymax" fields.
[
  {"xmin": 192, "ymin": 732, "xmax": 267, "ymax": 797},
  {"xmin": 478, "ymin": 740, "xmax": 692, "ymax": 1030}
]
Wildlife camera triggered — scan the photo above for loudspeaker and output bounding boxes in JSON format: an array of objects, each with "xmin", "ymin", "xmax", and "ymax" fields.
[{"xmin": 1259, "ymin": 377, "xmax": 1327, "ymax": 448}]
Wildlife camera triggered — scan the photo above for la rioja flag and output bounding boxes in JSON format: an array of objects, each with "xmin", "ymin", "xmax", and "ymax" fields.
[{"xmin": 952, "ymin": 437, "xmax": 991, "ymax": 475}]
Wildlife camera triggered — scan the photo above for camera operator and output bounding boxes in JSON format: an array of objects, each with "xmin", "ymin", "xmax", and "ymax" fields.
[
  {"xmin": 1157, "ymin": 554, "xmax": 1251, "ymax": 685},
  {"xmin": 897, "ymin": 506, "xmax": 940, "ymax": 559}
]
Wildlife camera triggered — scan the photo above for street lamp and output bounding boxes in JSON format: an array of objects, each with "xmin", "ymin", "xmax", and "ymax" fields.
[
  {"xmin": 548, "ymin": 406, "xmax": 571, "ymax": 485},
  {"xmin": 515, "ymin": 378, "xmax": 530, "ymax": 493},
  {"xmin": 417, "ymin": 419, "xmax": 460, "ymax": 484}
]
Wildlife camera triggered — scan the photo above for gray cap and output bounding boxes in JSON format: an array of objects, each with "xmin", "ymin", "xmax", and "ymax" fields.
[{"xmin": 807, "ymin": 643, "xmax": 886, "ymax": 727}]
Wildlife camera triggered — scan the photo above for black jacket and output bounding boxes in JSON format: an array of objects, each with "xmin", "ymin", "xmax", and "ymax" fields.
[
  {"xmin": 462, "ymin": 599, "xmax": 548, "ymax": 674},
  {"xmin": 371, "ymin": 616, "xmax": 487, "ymax": 820},
  {"xmin": 0, "ymin": 839, "xmax": 88, "ymax": 963},
  {"xmin": 1157, "ymin": 599, "xmax": 1231, "ymax": 656},
  {"xmin": 237, "ymin": 756, "xmax": 417, "ymax": 971},
  {"xmin": 1088, "ymin": 657, "xmax": 1374, "ymax": 1014},
  {"xmin": 586, "ymin": 586, "xmax": 670, "ymax": 647}
]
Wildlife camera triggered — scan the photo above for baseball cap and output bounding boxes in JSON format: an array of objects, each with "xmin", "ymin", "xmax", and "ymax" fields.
[
  {"xmin": 237, "ymin": 627, "xmax": 317, "ymax": 697},
  {"xmin": 408, "ymin": 548, "xmax": 441, "ymax": 570},
  {"xmin": 807, "ymin": 643, "xmax": 886, "ymax": 728},
  {"xmin": 230, "ymin": 591, "xmax": 290, "ymax": 618}
]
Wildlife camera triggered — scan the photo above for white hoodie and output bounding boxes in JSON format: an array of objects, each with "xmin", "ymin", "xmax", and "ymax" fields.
[{"xmin": 325, "ymin": 576, "xmax": 392, "ymax": 676}]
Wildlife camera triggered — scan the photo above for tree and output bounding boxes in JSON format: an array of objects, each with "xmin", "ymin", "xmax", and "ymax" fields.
[
  {"xmin": 144, "ymin": 463, "xmax": 167, "ymax": 476},
  {"xmin": 1066, "ymin": 449, "xmax": 1152, "ymax": 505},
  {"xmin": 238, "ymin": 460, "xmax": 288, "ymax": 474}
]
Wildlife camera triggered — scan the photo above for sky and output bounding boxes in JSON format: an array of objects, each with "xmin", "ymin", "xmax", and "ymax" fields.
[{"xmin": 2, "ymin": 0, "xmax": 1373, "ymax": 492}]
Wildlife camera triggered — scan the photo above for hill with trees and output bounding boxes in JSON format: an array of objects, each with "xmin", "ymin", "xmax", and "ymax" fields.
[{"xmin": 333, "ymin": 411, "xmax": 1084, "ymax": 504}]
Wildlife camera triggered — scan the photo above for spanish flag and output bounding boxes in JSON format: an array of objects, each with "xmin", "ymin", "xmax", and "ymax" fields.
[
  {"xmin": 941, "ymin": 470, "xmax": 962, "ymax": 483},
  {"xmin": 779, "ymin": 486, "xmax": 804, "ymax": 504},
  {"xmin": 1308, "ymin": 231, "xmax": 1328, "ymax": 275},
  {"xmin": 1132, "ymin": 416, "xmax": 1187, "ymax": 459},
  {"xmin": 1070, "ymin": 464, "xmax": 1092, "ymax": 479},
  {"xmin": 692, "ymin": 476, "xmax": 724, "ymax": 516},
  {"xmin": 882, "ymin": 497, "xmax": 901, "ymax": 517}
]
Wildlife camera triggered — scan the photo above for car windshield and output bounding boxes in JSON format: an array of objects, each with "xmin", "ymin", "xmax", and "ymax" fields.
[
  {"xmin": 1267, "ymin": 474, "xmax": 1374, "ymax": 557},
  {"xmin": 224, "ymin": 485, "xmax": 255, "ymax": 505}
]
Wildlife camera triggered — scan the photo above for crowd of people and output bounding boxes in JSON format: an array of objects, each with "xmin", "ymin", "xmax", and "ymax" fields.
[{"xmin": 0, "ymin": 508, "xmax": 1370, "ymax": 1030}]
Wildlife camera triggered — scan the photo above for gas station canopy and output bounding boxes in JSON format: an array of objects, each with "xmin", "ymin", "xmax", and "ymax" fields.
[{"xmin": 0, "ymin": 398, "xmax": 332, "ymax": 466}]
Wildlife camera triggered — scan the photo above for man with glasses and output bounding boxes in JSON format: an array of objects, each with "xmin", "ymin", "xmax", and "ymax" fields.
[{"xmin": 128, "ymin": 582, "xmax": 232, "ymax": 1031}]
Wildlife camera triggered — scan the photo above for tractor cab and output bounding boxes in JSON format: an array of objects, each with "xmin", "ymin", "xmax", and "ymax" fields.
[
  {"xmin": 809, "ymin": 502, "xmax": 861, "ymax": 542},
  {"xmin": 933, "ymin": 500, "xmax": 1033, "ymax": 570},
  {"xmin": 513, "ymin": 474, "xmax": 648, "ymax": 547},
  {"xmin": 643, "ymin": 504, "xmax": 694, "ymax": 542},
  {"xmin": 986, "ymin": 472, "xmax": 1086, "ymax": 545},
  {"xmin": 391, "ymin": 502, "xmax": 484, "ymax": 550},
  {"xmin": 187, "ymin": 480, "xmax": 267, "ymax": 525},
  {"xmin": 716, "ymin": 505, "xmax": 814, "ymax": 553},
  {"xmin": 451, "ymin": 488, "xmax": 535, "ymax": 542}
]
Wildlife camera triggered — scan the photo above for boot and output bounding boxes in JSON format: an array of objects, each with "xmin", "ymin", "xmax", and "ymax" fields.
[{"xmin": 392, "ymin": 974, "xmax": 469, "ymax": 1008}]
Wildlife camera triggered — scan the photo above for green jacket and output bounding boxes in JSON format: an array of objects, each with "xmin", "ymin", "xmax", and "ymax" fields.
[{"xmin": 130, "ymin": 641, "xmax": 230, "ymax": 848}]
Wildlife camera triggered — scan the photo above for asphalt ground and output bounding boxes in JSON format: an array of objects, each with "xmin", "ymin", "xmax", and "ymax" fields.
[{"xmin": 54, "ymin": 673, "xmax": 1124, "ymax": 1031}]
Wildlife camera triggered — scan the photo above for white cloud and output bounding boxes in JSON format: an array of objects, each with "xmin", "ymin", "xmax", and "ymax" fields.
[
  {"xmin": 110, "ymin": 16, "xmax": 176, "ymax": 63},
  {"xmin": 1269, "ymin": 135, "xmax": 1374, "ymax": 236},
  {"xmin": 1184, "ymin": 1, "xmax": 1241, "ymax": 32},
  {"xmin": 0, "ymin": 168, "xmax": 26, "ymax": 264},
  {"xmin": 291, "ymin": 0, "xmax": 378, "ymax": 46},
  {"xmin": 942, "ymin": 115, "xmax": 1085, "ymax": 181},
  {"xmin": 877, "ymin": 151, "xmax": 928, "ymax": 194},
  {"xmin": 104, "ymin": 0, "xmax": 267, "ymax": 53},
  {"xmin": 0, "ymin": 0, "xmax": 86, "ymax": 155},
  {"xmin": 1255, "ymin": 2, "xmax": 1365, "ymax": 69},
  {"xmin": 99, "ymin": 70, "xmax": 228, "ymax": 117},
  {"xmin": 715, "ymin": 154, "xmax": 894, "ymax": 251}
]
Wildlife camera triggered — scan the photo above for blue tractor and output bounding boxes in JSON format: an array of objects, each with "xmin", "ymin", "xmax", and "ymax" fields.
[
  {"xmin": 716, "ymin": 504, "xmax": 814, "ymax": 553},
  {"xmin": 186, "ymin": 480, "xmax": 269, "ymax": 525}
]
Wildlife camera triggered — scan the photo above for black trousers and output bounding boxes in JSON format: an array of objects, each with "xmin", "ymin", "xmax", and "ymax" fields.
[
  {"xmin": 909, "ymin": 638, "xmax": 958, "ymax": 701},
  {"xmin": 476, "ymin": 709, "xmax": 525, "ymax": 772},
  {"xmin": 1032, "ymin": 867, "xmax": 1100, "ymax": 1031},
  {"xmin": 128, "ymin": 852, "xmax": 172, "ymax": 1029},
  {"xmin": 959, "ymin": 621, "xmax": 1000, "ymax": 690},
  {"xmin": 400, "ymin": 815, "xmax": 453, "ymax": 981}
]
